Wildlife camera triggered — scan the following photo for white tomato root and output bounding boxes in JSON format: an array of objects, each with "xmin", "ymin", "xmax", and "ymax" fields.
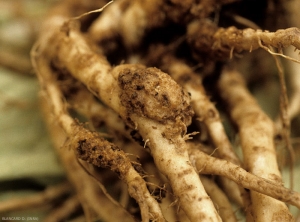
[
  {"xmin": 21, "ymin": 0, "xmax": 300, "ymax": 221},
  {"xmin": 217, "ymin": 66, "xmax": 294, "ymax": 221},
  {"xmin": 39, "ymin": 22, "xmax": 222, "ymax": 221},
  {"xmin": 188, "ymin": 19, "xmax": 300, "ymax": 62},
  {"xmin": 188, "ymin": 145, "xmax": 300, "ymax": 209},
  {"xmin": 32, "ymin": 51, "xmax": 165, "ymax": 221}
]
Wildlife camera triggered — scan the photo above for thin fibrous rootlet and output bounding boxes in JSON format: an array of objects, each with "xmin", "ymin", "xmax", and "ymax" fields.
[{"xmin": 1, "ymin": 0, "xmax": 300, "ymax": 221}]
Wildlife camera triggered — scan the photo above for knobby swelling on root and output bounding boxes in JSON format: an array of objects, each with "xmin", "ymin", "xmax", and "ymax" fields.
[{"xmin": 2, "ymin": 0, "xmax": 297, "ymax": 221}]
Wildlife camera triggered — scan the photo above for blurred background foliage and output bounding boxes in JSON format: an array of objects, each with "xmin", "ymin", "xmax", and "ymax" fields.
[{"xmin": 0, "ymin": 0, "xmax": 65, "ymax": 220}]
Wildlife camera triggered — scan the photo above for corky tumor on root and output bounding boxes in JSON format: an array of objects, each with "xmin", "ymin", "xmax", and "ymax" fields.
[{"xmin": 116, "ymin": 64, "xmax": 194, "ymax": 127}]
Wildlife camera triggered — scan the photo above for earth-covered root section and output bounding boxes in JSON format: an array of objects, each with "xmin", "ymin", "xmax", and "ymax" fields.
[{"xmin": 2, "ymin": 0, "xmax": 298, "ymax": 221}]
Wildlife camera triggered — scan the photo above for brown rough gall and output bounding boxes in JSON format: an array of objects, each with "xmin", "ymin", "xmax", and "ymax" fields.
[{"xmin": 118, "ymin": 65, "xmax": 194, "ymax": 126}]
